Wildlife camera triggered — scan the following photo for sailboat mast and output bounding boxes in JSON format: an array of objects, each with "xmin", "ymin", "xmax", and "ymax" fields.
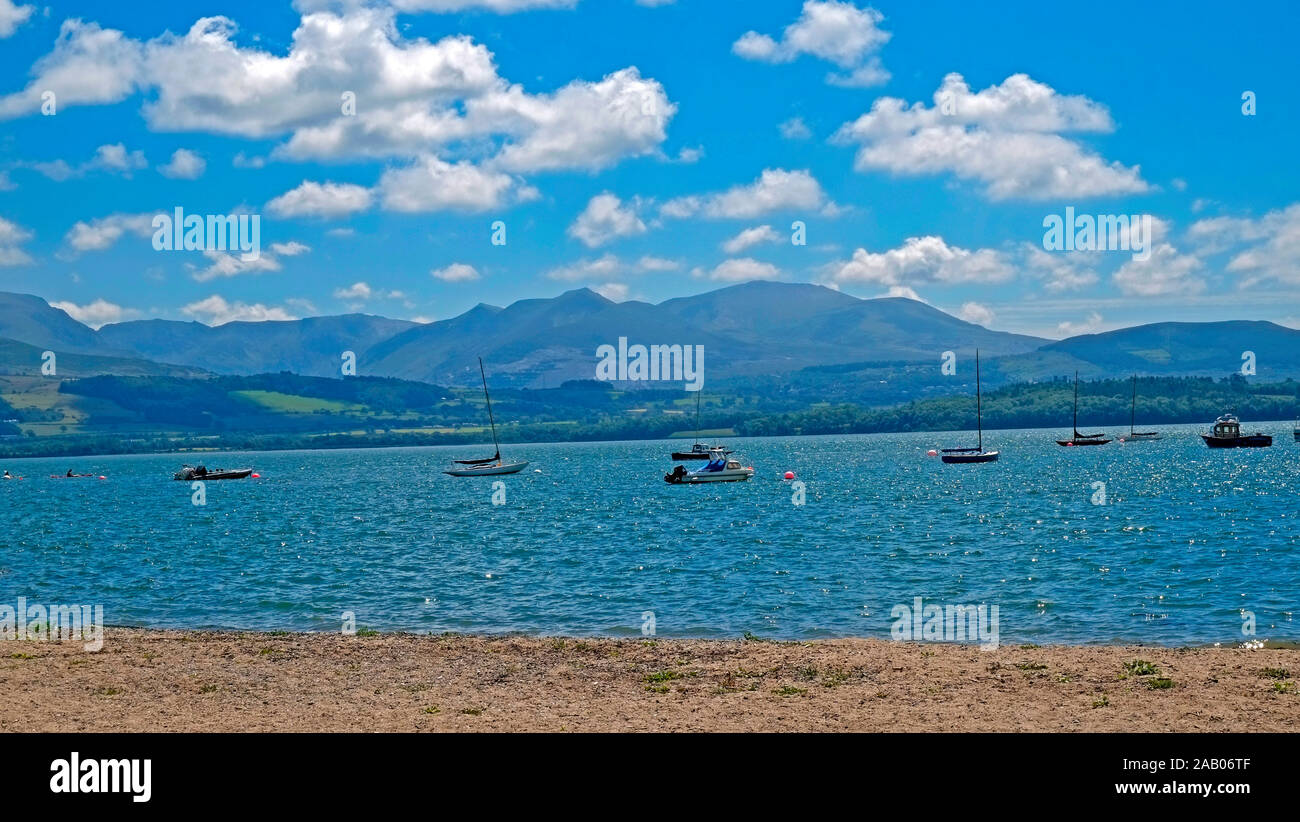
[
  {"xmin": 1131, "ymin": 374, "xmax": 1137, "ymax": 436},
  {"xmin": 1073, "ymin": 371, "xmax": 1080, "ymax": 435},
  {"xmin": 976, "ymin": 350, "xmax": 983, "ymax": 451},
  {"xmin": 479, "ymin": 357, "xmax": 500, "ymax": 458},
  {"xmin": 693, "ymin": 390, "xmax": 702, "ymax": 446}
]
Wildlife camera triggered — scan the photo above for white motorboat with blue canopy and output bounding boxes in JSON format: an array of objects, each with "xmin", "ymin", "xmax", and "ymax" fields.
[{"xmin": 664, "ymin": 448, "xmax": 753, "ymax": 483}]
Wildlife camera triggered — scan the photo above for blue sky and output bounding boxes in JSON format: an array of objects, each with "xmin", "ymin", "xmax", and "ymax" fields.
[{"xmin": 0, "ymin": 0, "xmax": 1297, "ymax": 338}]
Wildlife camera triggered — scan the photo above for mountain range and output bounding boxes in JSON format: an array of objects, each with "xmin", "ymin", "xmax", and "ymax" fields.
[{"xmin": 3, "ymin": 281, "xmax": 1299, "ymax": 389}]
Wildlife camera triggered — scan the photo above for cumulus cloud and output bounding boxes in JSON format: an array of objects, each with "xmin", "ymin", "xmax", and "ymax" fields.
[
  {"xmin": 779, "ymin": 117, "xmax": 812, "ymax": 140},
  {"xmin": 733, "ymin": 1, "xmax": 891, "ymax": 88},
  {"xmin": 957, "ymin": 301, "xmax": 994, "ymax": 326},
  {"xmin": 568, "ymin": 193, "xmax": 646, "ymax": 248},
  {"xmin": 592, "ymin": 282, "xmax": 629, "ymax": 301},
  {"xmin": 722, "ymin": 225, "xmax": 781, "ymax": 254},
  {"xmin": 693, "ymin": 257, "xmax": 782, "ymax": 282},
  {"xmin": 28, "ymin": 143, "xmax": 147, "ymax": 180},
  {"xmin": 269, "ymin": 241, "xmax": 311, "ymax": 256},
  {"xmin": 0, "ymin": 1, "xmax": 35, "ymax": 39},
  {"xmin": 267, "ymin": 181, "xmax": 373, "ymax": 218},
  {"xmin": 50, "ymin": 298, "xmax": 139, "ymax": 329},
  {"xmin": 0, "ymin": 7, "xmax": 675, "ymax": 215},
  {"xmin": 662, "ymin": 168, "xmax": 836, "ymax": 219},
  {"xmin": 832, "ymin": 73, "xmax": 1149, "ymax": 200},
  {"xmin": 159, "ymin": 148, "xmax": 206, "ymax": 179},
  {"xmin": 61, "ymin": 212, "xmax": 155, "ymax": 253},
  {"xmin": 823, "ymin": 236, "xmax": 1014, "ymax": 290},
  {"xmin": 192, "ymin": 249, "xmax": 283, "ymax": 282},
  {"xmin": 1112, "ymin": 242, "xmax": 1204, "ymax": 297},
  {"xmin": 1021, "ymin": 244, "xmax": 1099, "ymax": 293},
  {"xmin": 1057, "ymin": 311, "xmax": 1106, "ymax": 336},
  {"xmin": 333, "ymin": 282, "xmax": 372, "ymax": 300},
  {"xmin": 431, "ymin": 262, "xmax": 480, "ymax": 282},
  {"xmin": 181, "ymin": 295, "xmax": 296, "ymax": 325},
  {"xmin": 0, "ymin": 216, "xmax": 34, "ymax": 265},
  {"xmin": 545, "ymin": 253, "xmax": 676, "ymax": 283},
  {"xmin": 1190, "ymin": 203, "xmax": 1300, "ymax": 287},
  {"xmin": 389, "ymin": 0, "xmax": 577, "ymax": 11}
]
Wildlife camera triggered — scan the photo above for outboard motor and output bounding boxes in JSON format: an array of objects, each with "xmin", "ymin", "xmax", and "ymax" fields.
[{"xmin": 664, "ymin": 465, "xmax": 689, "ymax": 484}]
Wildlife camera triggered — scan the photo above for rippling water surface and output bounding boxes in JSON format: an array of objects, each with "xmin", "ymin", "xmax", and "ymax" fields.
[{"xmin": 2, "ymin": 425, "xmax": 1297, "ymax": 645}]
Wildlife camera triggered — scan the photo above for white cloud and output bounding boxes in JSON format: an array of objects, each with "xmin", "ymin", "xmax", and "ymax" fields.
[
  {"xmin": 431, "ymin": 262, "xmax": 480, "ymax": 282},
  {"xmin": 832, "ymin": 73, "xmax": 1149, "ymax": 200},
  {"xmin": 0, "ymin": 216, "xmax": 33, "ymax": 265},
  {"xmin": 662, "ymin": 168, "xmax": 835, "ymax": 219},
  {"xmin": 693, "ymin": 257, "xmax": 782, "ymax": 282},
  {"xmin": 181, "ymin": 295, "xmax": 296, "ymax": 325},
  {"xmin": 50, "ymin": 298, "xmax": 138, "ymax": 329},
  {"xmin": 0, "ymin": 171, "xmax": 14, "ymax": 191},
  {"xmin": 62, "ymin": 212, "xmax": 155, "ymax": 253},
  {"xmin": 333, "ymin": 282, "xmax": 372, "ymax": 300},
  {"xmin": 1057, "ymin": 311, "xmax": 1105, "ymax": 336},
  {"xmin": 389, "ymin": 0, "xmax": 577, "ymax": 11},
  {"xmin": 192, "ymin": 249, "xmax": 283, "ymax": 282},
  {"xmin": 545, "ymin": 253, "xmax": 677, "ymax": 283},
  {"xmin": 779, "ymin": 117, "xmax": 812, "ymax": 140},
  {"xmin": 267, "ymin": 181, "xmax": 373, "ymax": 218},
  {"xmin": 722, "ymin": 225, "xmax": 781, "ymax": 254},
  {"xmin": 0, "ymin": 1, "xmax": 34, "ymax": 39},
  {"xmin": 1, "ymin": 8, "xmax": 675, "ymax": 197},
  {"xmin": 1191, "ymin": 203, "xmax": 1300, "ymax": 287},
  {"xmin": 733, "ymin": 1, "xmax": 891, "ymax": 87},
  {"xmin": 824, "ymin": 236, "xmax": 1014, "ymax": 289},
  {"xmin": 0, "ymin": 20, "xmax": 145, "ymax": 119},
  {"xmin": 378, "ymin": 157, "xmax": 520, "ymax": 213},
  {"xmin": 269, "ymin": 241, "xmax": 311, "ymax": 256},
  {"xmin": 28, "ymin": 143, "xmax": 147, "ymax": 180},
  {"xmin": 159, "ymin": 148, "xmax": 206, "ymax": 179},
  {"xmin": 568, "ymin": 193, "xmax": 646, "ymax": 248},
  {"xmin": 1021, "ymin": 244, "xmax": 1099, "ymax": 293},
  {"xmin": 957, "ymin": 301, "xmax": 994, "ymax": 326},
  {"xmin": 1112, "ymin": 243, "xmax": 1204, "ymax": 297},
  {"xmin": 593, "ymin": 282, "xmax": 629, "ymax": 301}
]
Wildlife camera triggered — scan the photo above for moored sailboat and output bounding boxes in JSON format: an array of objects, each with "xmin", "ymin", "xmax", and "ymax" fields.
[
  {"xmin": 444, "ymin": 358, "xmax": 529, "ymax": 476},
  {"xmin": 1056, "ymin": 371, "xmax": 1110, "ymax": 446},
  {"xmin": 941, "ymin": 350, "xmax": 999, "ymax": 464},
  {"xmin": 670, "ymin": 392, "xmax": 731, "ymax": 459},
  {"xmin": 1120, "ymin": 375, "xmax": 1161, "ymax": 442}
]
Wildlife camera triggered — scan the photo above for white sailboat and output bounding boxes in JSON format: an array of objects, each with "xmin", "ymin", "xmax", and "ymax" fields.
[{"xmin": 444, "ymin": 358, "xmax": 529, "ymax": 477}]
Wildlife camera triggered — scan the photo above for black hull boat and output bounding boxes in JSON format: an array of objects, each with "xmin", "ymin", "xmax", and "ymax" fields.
[
  {"xmin": 1119, "ymin": 375, "xmax": 1161, "ymax": 442},
  {"xmin": 670, "ymin": 392, "xmax": 729, "ymax": 459},
  {"xmin": 173, "ymin": 466, "xmax": 253, "ymax": 481},
  {"xmin": 1056, "ymin": 371, "xmax": 1110, "ymax": 446},
  {"xmin": 1201, "ymin": 414, "xmax": 1272, "ymax": 448},
  {"xmin": 941, "ymin": 350, "xmax": 998, "ymax": 464}
]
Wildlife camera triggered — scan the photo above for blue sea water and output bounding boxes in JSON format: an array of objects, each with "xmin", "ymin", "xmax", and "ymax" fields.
[{"xmin": 1, "ymin": 425, "xmax": 1296, "ymax": 645}]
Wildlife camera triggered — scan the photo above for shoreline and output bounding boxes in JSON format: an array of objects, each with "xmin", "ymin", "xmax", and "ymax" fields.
[
  {"xmin": 4, "ymin": 418, "xmax": 1297, "ymax": 463},
  {"xmin": 2, "ymin": 628, "xmax": 1295, "ymax": 732}
]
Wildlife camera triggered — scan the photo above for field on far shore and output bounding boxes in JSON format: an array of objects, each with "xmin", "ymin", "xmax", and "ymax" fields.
[{"xmin": 1, "ymin": 629, "xmax": 1296, "ymax": 732}]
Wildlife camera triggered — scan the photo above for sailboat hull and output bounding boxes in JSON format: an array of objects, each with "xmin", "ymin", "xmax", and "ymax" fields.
[
  {"xmin": 941, "ymin": 451, "xmax": 999, "ymax": 463},
  {"xmin": 1056, "ymin": 438, "xmax": 1111, "ymax": 446},
  {"xmin": 444, "ymin": 460, "xmax": 529, "ymax": 477}
]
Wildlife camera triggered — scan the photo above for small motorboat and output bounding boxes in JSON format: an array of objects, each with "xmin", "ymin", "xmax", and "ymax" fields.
[
  {"xmin": 1201, "ymin": 414, "xmax": 1272, "ymax": 448},
  {"xmin": 665, "ymin": 449, "xmax": 754, "ymax": 484},
  {"xmin": 173, "ymin": 465, "xmax": 253, "ymax": 481}
]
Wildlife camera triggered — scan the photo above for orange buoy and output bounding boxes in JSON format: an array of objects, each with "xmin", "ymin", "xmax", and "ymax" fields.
[
  {"xmin": 783, "ymin": 471, "xmax": 795, "ymax": 480},
  {"xmin": 927, "ymin": 449, "xmax": 938, "ymax": 457}
]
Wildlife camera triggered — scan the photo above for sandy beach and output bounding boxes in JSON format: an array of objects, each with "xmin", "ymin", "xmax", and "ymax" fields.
[{"xmin": 2, "ymin": 629, "xmax": 1296, "ymax": 732}]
